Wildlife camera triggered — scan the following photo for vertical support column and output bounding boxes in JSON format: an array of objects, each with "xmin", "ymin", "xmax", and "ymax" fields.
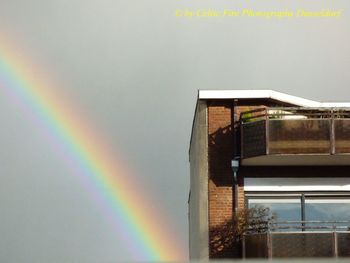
[
  {"xmin": 232, "ymin": 100, "xmax": 240, "ymax": 216},
  {"xmin": 233, "ymin": 99, "xmax": 239, "ymax": 159},
  {"xmin": 301, "ymin": 194, "xmax": 305, "ymax": 231},
  {"xmin": 265, "ymin": 108, "xmax": 270, "ymax": 155},
  {"xmin": 333, "ymin": 228, "xmax": 338, "ymax": 258},
  {"xmin": 234, "ymin": 171, "xmax": 238, "ymax": 214},
  {"xmin": 330, "ymin": 109, "xmax": 336, "ymax": 155},
  {"xmin": 242, "ymin": 234, "xmax": 246, "ymax": 259},
  {"xmin": 267, "ymin": 232, "xmax": 272, "ymax": 259},
  {"xmin": 240, "ymin": 118, "xmax": 244, "ymax": 159},
  {"xmin": 240, "ymin": 125, "xmax": 243, "ymax": 158}
]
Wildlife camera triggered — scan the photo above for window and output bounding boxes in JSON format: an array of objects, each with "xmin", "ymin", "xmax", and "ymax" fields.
[
  {"xmin": 246, "ymin": 193, "xmax": 350, "ymax": 232},
  {"xmin": 305, "ymin": 198, "xmax": 350, "ymax": 221},
  {"xmin": 248, "ymin": 198, "xmax": 301, "ymax": 221}
]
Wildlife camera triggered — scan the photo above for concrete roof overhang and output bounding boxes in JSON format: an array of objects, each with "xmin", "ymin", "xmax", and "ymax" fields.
[{"xmin": 199, "ymin": 90, "xmax": 350, "ymax": 108}]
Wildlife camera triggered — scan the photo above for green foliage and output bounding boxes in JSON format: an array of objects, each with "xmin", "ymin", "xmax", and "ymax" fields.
[{"xmin": 241, "ymin": 111, "xmax": 253, "ymax": 123}]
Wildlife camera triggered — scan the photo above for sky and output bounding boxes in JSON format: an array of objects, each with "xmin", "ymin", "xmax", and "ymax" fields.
[{"xmin": 0, "ymin": 0, "xmax": 350, "ymax": 262}]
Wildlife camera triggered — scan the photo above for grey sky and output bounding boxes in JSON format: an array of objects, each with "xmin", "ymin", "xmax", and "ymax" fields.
[{"xmin": 0, "ymin": 0, "xmax": 349, "ymax": 262}]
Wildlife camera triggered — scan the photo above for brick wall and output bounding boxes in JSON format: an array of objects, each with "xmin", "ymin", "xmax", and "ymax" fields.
[
  {"xmin": 207, "ymin": 101, "xmax": 243, "ymax": 258},
  {"xmin": 207, "ymin": 102, "xmax": 265, "ymax": 258}
]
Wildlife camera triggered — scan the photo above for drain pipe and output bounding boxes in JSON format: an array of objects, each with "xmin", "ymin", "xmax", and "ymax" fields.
[{"xmin": 231, "ymin": 159, "xmax": 240, "ymax": 214}]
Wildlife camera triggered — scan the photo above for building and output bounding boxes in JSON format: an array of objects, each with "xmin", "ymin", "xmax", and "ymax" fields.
[{"xmin": 188, "ymin": 90, "xmax": 350, "ymax": 260}]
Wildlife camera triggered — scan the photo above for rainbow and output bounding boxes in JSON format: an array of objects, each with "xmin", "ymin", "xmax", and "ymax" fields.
[{"xmin": 0, "ymin": 36, "xmax": 185, "ymax": 261}]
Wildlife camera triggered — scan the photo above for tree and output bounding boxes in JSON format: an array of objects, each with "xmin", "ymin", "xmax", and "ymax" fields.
[{"xmin": 210, "ymin": 206, "xmax": 275, "ymax": 257}]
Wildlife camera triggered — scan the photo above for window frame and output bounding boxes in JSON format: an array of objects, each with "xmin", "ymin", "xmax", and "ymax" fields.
[{"xmin": 245, "ymin": 192, "xmax": 350, "ymax": 223}]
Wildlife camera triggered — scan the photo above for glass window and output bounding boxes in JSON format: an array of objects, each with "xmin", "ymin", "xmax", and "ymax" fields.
[
  {"xmin": 248, "ymin": 198, "xmax": 301, "ymax": 221},
  {"xmin": 247, "ymin": 195, "xmax": 350, "ymax": 232},
  {"xmin": 306, "ymin": 198, "xmax": 350, "ymax": 221},
  {"xmin": 305, "ymin": 198, "xmax": 350, "ymax": 231}
]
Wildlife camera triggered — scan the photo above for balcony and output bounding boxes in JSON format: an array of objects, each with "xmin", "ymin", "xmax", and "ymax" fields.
[
  {"xmin": 242, "ymin": 221, "xmax": 350, "ymax": 258},
  {"xmin": 240, "ymin": 108, "xmax": 350, "ymax": 166}
]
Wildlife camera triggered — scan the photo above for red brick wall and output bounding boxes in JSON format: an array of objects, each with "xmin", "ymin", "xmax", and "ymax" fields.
[
  {"xmin": 207, "ymin": 102, "xmax": 243, "ymax": 258},
  {"xmin": 207, "ymin": 102, "xmax": 265, "ymax": 258}
]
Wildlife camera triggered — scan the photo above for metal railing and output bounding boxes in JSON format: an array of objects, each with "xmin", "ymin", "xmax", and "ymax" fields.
[
  {"xmin": 245, "ymin": 220, "xmax": 350, "ymax": 233},
  {"xmin": 243, "ymin": 220, "xmax": 350, "ymax": 258},
  {"xmin": 240, "ymin": 107, "xmax": 350, "ymax": 123},
  {"xmin": 240, "ymin": 107, "xmax": 350, "ymax": 158},
  {"xmin": 268, "ymin": 220, "xmax": 350, "ymax": 232}
]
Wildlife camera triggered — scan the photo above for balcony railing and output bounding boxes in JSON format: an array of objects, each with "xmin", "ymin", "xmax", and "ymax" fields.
[
  {"xmin": 240, "ymin": 108, "xmax": 350, "ymax": 159},
  {"xmin": 242, "ymin": 220, "xmax": 350, "ymax": 258}
]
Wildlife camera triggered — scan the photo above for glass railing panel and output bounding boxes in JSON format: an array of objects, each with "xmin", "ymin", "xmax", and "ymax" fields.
[
  {"xmin": 244, "ymin": 232, "xmax": 350, "ymax": 258},
  {"xmin": 241, "ymin": 120, "xmax": 266, "ymax": 158},
  {"xmin": 268, "ymin": 119, "xmax": 331, "ymax": 154},
  {"xmin": 335, "ymin": 119, "xmax": 350, "ymax": 154},
  {"xmin": 243, "ymin": 233, "xmax": 269, "ymax": 258},
  {"xmin": 272, "ymin": 233, "xmax": 334, "ymax": 257},
  {"xmin": 338, "ymin": 232, "xmax": 350, "ymax": 257}
]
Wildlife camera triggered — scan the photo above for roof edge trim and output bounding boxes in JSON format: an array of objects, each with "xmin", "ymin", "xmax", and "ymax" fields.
[{"xmin": 199, "ymin": 90, "xmax": 350, "ymax": 108}]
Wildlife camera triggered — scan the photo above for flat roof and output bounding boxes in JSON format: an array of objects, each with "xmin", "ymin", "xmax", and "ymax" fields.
[{"xmin": 199, "ymin": 90, "xmax": 350, "ymax": 107}]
